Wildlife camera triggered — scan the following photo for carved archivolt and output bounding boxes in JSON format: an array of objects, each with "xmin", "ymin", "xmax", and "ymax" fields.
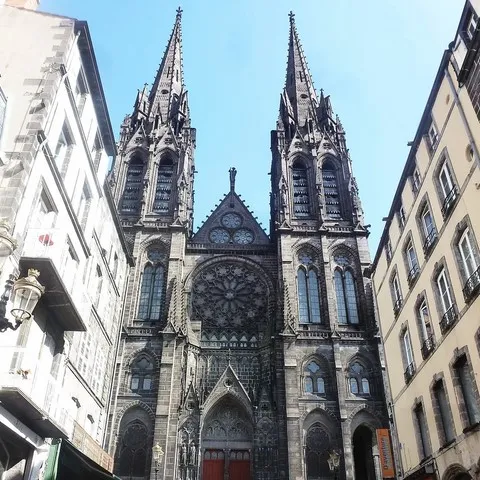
[{"xmin": 203, "ymin": 401, "xmax": 252, "ymax": 442}]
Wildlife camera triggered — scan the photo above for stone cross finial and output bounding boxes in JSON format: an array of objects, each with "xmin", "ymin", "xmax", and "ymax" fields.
[
  {"xmin": 289, "ymin": 11, "xmax": 295, "ymax": 23},
  {"xmin": 176, "ymin": 6, "xmax": 183, "ymax": 18}
]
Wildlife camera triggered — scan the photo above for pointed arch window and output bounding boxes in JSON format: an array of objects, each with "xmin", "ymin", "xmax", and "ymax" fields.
[
  {"xmin": 334, "ymin": 269, "xmax": 360, "ymax": 324},
  {"xmin": 115, "ymin": 420, "xmax": 148, "ymax": 477},
  {"xmin": 305, "ymin": 424, "xmax": 331, "ymax": 479},
  {"xmin": 121, "ymin": 157, "xmax": 144, "ymax": 214},
  {"xmin": 297, "ymin": 268, "xmax": 321, "ymax": 323},
  {"xmin": 304, "ymin": 361, "xmax": 326, "ymax": 395},
  {"xmin": 138, "ymin": 249, "xmax": 165, "ymax": 321},
  {"xmin": 322, "ymin": 161, "xmax": 342, "ymax": 219},
  {"xmin": 292, "ymin": 160, "xmax": 310, "ymax": 217},
  {"xmin": 153, "ymin": 158, "xmax": 174, "ymax": 213},
  {"xmin": 130, "ymin": 355, "xmax": 154, "ymax": 392},
  {"xmin": 348, "ymin": 361, "xmax": 371, "ymax": 396}
]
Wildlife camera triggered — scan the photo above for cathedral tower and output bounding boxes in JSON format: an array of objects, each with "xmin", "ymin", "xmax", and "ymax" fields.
[{"xmin": 108, "ymin": 9, "xmax": 390, "ymax": 480}]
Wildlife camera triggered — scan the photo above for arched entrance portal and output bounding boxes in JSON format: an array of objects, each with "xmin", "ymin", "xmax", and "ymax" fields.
[
  {"xmin": 201, "ymin": 397, "xmax": 252, "ymax": 480},
  {"xmin": 352, "ymin": 425, "xmax": 375, "ymax": 480}
]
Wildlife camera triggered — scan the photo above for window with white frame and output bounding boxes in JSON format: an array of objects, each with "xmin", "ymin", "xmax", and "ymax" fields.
[
  {"xmin": 417, "ymin": 299, "xmax": 433, "ymax": 342},
  {"xmin": 390, "ymin": 271, "xmax": 402, "ymax": 313},
  {"xmin": 405, "ymin": 238, "xmax": 419, "ymax": 282},
  {"xmin": 453, "ymin": 354, "xmax": 480, "ymax": 427},
  {"xmin": 411, "ymin": 167, "xmax": 421, "ymax": 195},
  {"xmin": 428, "ymin": 122, "xmax": 438, "ymax": 150},
  {"xmin": 467, "ymin": 9, "xmax": 479, "ymax": 41},
  {"xmin": 458, "ymin": 228, "xmax": 479, "ymax": 280},
  {"xmin": 398, "ymin": 205, "xmax": 406, "ymax": 230},
  {"xmin": 402, "ymin": 328, "xmax": 415, "ymax": 379},
  {"xmin": 437, "ymin": 160, "xmax": 457, "ymax": 216},
  {"xmin": 420, "ymin": 203, "xmax": 437, "ymax": 252},
  {"xmin": 54, "ymin": 121, "xmax": 74, "ymax": 173},
  {"xmin": 437, "ymin": 268, "xmax": 454, "ymax": 315},
  {"xmin": 75, "ymin": 68, "xmax": 88, "ymax": 115},
  {"xmin": 33, "ymin": 188, "xmax": 57, "ymax": 229}
]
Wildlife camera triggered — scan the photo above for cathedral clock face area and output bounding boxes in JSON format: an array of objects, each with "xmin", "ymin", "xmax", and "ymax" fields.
[
  {"xmin": 209, "ymin": 227, "xmax": 231, "ymax": 244},
  {"xmin": 221, "ymin": 212, "xmax": 242, "ymax": 228},
  {"xmin": 233, "ymin": 228, "xmax": 254, "ymax": 244},
  {"xmin": 192, "ymin": 263, "xmax": 267, "ymax": 331}
]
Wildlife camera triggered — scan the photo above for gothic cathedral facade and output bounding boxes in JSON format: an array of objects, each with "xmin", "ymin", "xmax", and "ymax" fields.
[{"xmin": 108, "ymin": 9, "xmax": 389, "ymax": 480}]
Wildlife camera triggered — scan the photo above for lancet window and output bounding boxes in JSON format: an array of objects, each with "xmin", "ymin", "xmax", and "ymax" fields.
[
  {"xmin": 304, "ymin": 360, "xmax": 326, "ymax": 395},
  {"xmin": 121, "ymin": 156, "xmax": 144, "ymax": 214},
  {"xmin": 292, "ymin": 160, "xmax": 310, "ymax": 217},
  {"xmin": 130, "ymin": 354, "xmax": 154, "ymax": 392},
  {"xmin": 297, "ymin": 250, "xmax": 322, "ymax": 324},
  {"xmin": 153, "ymin": 158, "xmax": 174, "ymax": 213},
  {"xmin": 334, "ymin": 269, "xmax": 360, "ymax": 324},
  {"xmin": 115, "ymin": 420, "xmax": 148, "ymax": 477},
  {"xmin": 138, "ymin": 248, "xmax": 165, "ymax": 321},
  {"xmin": 322, "ymin": 161, "xmax": 341, "ymax": 219}
]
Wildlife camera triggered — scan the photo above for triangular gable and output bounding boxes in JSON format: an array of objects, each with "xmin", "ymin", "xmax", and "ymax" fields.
[
  {"xmin": 126, "ymin": 123, "xmax": 148, "ymax": 151},
  {"xmin": 191, "ymin": 191, "xmax": 269, "ymax": 245}
]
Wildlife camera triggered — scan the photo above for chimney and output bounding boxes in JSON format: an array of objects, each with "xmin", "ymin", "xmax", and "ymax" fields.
[{"xmin": 3, "ymin": 0, "xmax": 39, "ymax": 10}]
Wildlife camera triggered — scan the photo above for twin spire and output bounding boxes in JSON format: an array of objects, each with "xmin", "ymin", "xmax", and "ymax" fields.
[{"xmin": 144, "ymin": 8, "xmax": 339, "ymax": 139}]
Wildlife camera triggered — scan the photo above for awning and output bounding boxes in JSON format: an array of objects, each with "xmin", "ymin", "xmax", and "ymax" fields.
[{"xmin": 43, "ymin": 438, "xmax": 121, "ymax": 480}]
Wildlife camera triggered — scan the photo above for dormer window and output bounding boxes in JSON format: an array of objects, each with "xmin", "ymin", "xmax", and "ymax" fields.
[{"xmin": 292, "ymin": 160, "xmax": 310, "ymax": 218}]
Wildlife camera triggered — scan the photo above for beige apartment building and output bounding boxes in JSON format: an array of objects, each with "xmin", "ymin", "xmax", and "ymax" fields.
[
  {"xmin": 0, "ymin": 1, "xmax": 130, "ymax": 479},
  {"xmin": 372, "ymin": 2, "xmax": 480, "ymax": 480}
]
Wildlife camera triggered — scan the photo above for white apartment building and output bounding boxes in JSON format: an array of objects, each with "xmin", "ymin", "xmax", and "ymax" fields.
[{"xmin": 0, "ymin": 2, "xmax": 131, "ymax": 479}]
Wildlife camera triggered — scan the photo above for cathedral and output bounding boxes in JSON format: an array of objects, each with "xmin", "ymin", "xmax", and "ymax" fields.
[{"xmin": 108, "ymin": 8, "xmax": 389, "ymax": 480}]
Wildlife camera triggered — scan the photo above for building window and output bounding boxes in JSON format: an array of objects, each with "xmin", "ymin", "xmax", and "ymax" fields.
[
  {"xmin": 432, "ymin": 379, "xmax": 455, "ymax": 445},
  {"xmin": 304, "ymin": 361, "xmax": 326, "ymax": 396},
  {"xmin": 292, "ymin": 160, "xmax": 310, "ymax": 218},
  {"xmin": 385, "ymin": 238, "xmax": 393, "ymax": 264},
  {"xmin": 390, "ymin": 271, "xmax": 403, "ymax": 316},
  {"xmin": 417, "ymin": 298, "xmax": 435, "ymax": 359},
  {"xmin": 153, "ymin": 158, "xmax": 174, "ymax": 213},
  {"xmin": 322, "ymin": 160, "xmax": 341, "ymax": 219},
  {"xmin": 405, "ymin": 238, "xmax": 420, "ymax": 285},
  {"xmin": 411, "ymin": 167, "xmax": 421, "ymax": 196},
  {"xmin": 437, "ymin": 160, "xmax": 457, "ymax": 218},
  {"xmin": 33, "ymin": 188, "xmax": 57, "ymax": 228},
  {"xmin": 466, "ymin": 9, "xmax": 479, "ymax": 41},
  {"xmin": 75, "ymin": 68, "xmax": 88, "ymax": 116},
  {"xmin": 130, "ymin": 355, "xmax": 154, "ymax": 392},
  {"xmin": 427, "ymin": 121, "xmax": 438, "ymax": 151},
  {"xmin": 138, "ymin": 249, "xmax": 165, "ymax": 321},
  {"xmin": 305, "ymin": 424, "xmax": 331, "ymax": 479},
  {"xmin": 402, "ymin": 328, "xmax": 415, "ymax": 383},
  {"xmin": 334, "ymin": 269, "xmax": 359, "ymax": 324},
  {"xmin": 435, "ymin": 267, "xmax": 457, "ymax": 333},
  {"xmin": 76, "ymin": 181, "xmax": 92, "ymax": 229},
  {"xmin": 414, "ymin": 403, "xmax": 431, "ymax": 460},
  {"xmin": 457, "ymin": 227, "xmax": 480, "ymax": 301},
  {"xmin": 297, "ymin": 268, "xmax": 321, "ymax": 324},
  {"xmin": 419, "ymin": 202, "xmax": 437, "ymax": 254},
  {"xmin": 54, "ymin": 121, "xmax": 74, "ymax": 176},
  {"xmin": 115, "ymin": 420, "xmax": 148, "ymax": 477},
  {"xmin": 453, "ymin": 354, "xmax": 480, "ymax": 427},
  {"xmin": 348, "ymin": 361, "xmax": 371, "ymax": 396},
  {"xmin": 91, "ymin": 131, "xmax": 103, "ymax": 170},
  {"xmin": 398, "ymin": 205, "xmax": 406, "ymax": 230},
  {"xmin": 121, "ymin": 157, "xmax": 144, "ymax": 214}
]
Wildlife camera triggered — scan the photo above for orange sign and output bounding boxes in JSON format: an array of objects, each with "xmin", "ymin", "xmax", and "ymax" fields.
[{"xmin": 376, "ymin": 429, "xmax": 395, "ymax": 478}]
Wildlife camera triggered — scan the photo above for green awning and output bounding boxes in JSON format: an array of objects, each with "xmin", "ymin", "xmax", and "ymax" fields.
[{"xmin": 43, "ymin": 438, "xmax": 121, "ymax": 480}]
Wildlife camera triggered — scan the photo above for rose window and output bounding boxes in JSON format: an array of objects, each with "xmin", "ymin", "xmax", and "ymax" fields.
[{"xmin": 192, "ymin": 263, "xmax": 267, "ymax": 330}]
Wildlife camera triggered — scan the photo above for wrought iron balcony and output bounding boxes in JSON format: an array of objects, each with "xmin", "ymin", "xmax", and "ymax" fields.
[
  {"xmin": 439, "ymin": 304, "xmax": 457, "ymax": 334},
  {"xmin": 393, "ymin": 298, "xmax": 403, "ymax": 317},
  {"xmin": 463, "ymin": 266, "xmax": 480, "ymax": 302},
  {"xmin": 19, "ymin": 228, "xmax": 89, "ymax": 331},
  {"xmin": 441, "ymin": 186, "xmax": 458, "ymax": 218},
  {"xmin": 421, "ymin": 335, "xmax": 436, "ymax": 360},
  {"xmin": 407, "ymin": 264, "xmax": 420, "ymax": 286},
  {"xmin": 404, "ymin": 362, "xmax": 416, "ymax": 383},
  {"xmin": 423, "ymin": 229, "xmax": 438, "ymax": 255}
]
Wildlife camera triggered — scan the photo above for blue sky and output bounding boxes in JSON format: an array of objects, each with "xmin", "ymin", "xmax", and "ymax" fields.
[{"xmin": 42, "ymin": 0, "xmax": 464, "ymax": 254}]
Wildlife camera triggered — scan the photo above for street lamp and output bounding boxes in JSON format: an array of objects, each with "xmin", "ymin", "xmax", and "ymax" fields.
[
  {"xmin": 0, "ymin": 269, "xmax": 45, "ymax": 332},
  {"xmin": 0, "ymin": 220, "xmax": 17, "ymax": 273},
  {"xmin": 327, "ymin": 450, "xmax": 341, "ymax": 480},
  {"xmin": 152, "ymin": 443, "xmax": 164, "ymax": 480}
]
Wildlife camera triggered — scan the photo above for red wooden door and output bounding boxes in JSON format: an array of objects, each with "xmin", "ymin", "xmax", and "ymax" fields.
[
  {"xmin": 202, "ymin": 450, "xmax": 224, "ymax": 480},
  {"xmin": 229, "ymin": 450, "xmax": 250, "ymax": 480}
]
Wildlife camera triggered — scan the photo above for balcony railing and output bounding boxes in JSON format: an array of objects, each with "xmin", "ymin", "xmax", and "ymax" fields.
[
  {"xmin": 439, "ymin": 304, "xmax": 458, "ymax": 334},
  {"xmin": 393, "ymin": 298, "xmax": 403, "ymax": 317},
  {"xmin": 421, "ymin": 335, "xmax": 436, "ymax": 360},
  {"xmin": 404, "ymin": 362, "xmax": 416, "ymax": 383},
  {"xmin": 423, "ymin": 229, "xmax": 438, "ymax": 255},
  {"xmin": 407, "ymin": 264, "xmax": 420, "ymax": 286},
  {"xmin": 441, "ymin": 186, "xmax": 458, "ymax": 218},
  {"xmin": 463, "ymin": 265, "xmax": 480, "ymax": 302},
  {"xmin": 20, "ymin": 228, "xmax": 90, "ymax": 331}
]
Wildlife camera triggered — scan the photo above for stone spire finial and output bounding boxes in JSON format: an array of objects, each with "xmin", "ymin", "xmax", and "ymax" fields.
[{"xmin": 229, "ymin": 167, "xmax": 237, "ymax": 193}]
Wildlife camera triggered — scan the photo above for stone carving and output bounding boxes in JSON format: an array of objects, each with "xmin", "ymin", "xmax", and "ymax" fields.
[
  {"xmin": 192, "ymin": 263, "xmax": 267, "ymax": 331},
  {"xmin": 203, "ymin": 402, "xmax": 251, "ymax": 442}
]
